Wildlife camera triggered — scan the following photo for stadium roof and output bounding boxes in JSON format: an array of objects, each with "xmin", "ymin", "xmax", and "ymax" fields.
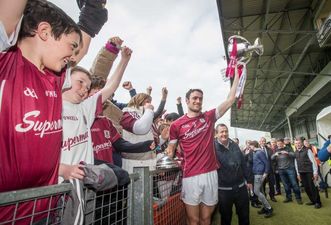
[{"xmin": 216, "ymin": 0, "xmax": 331, "ymax": 132}]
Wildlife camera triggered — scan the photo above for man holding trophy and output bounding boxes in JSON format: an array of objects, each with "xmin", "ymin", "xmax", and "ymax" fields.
[{"xmin": 166, "ymin": 35, "xmax": 262, "ymax": 225}]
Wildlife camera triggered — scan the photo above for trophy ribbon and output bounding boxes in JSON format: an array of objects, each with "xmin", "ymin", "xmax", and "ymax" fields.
[{"xmin": 225, "ymin": 38, "xmax": 237, "ymax": 78}]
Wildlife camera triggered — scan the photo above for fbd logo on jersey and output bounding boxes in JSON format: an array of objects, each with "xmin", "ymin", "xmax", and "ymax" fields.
[
  {"xmin": 104, "ymin": 130, "xmax": 110, "ymax": 139},
  {"xmin": 199, "ymin": 118, "xmax": 205, "ymax": 123}
]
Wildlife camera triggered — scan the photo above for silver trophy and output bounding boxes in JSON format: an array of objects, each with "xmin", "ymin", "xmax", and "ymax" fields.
[
  {"xmin": 227, "ymin": 35, "xmax": 264, "ymax": 65},
  {"xmin": 224, "ymin": 35, "xmax": 264, "ymax": 104}
]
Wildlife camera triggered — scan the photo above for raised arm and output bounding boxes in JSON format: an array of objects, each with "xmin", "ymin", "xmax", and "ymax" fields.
[
  {"xmin": 0, "ymin": 0, "xmax": 26, "ymax": 51},
  {"xmin": 176, "ymin": 97, "xmax": 184, "ymax": 116},
  {"xmin": 216, "ymin": 65, "xmax": 240, "ymax": 119},
  {"xmin": 146, "ymin": 85, "xmax": 152, "ymax": 95},
  {"xmin": 154, "ymin": 87, "xmax": 168, "ymax": 119},
  {"xmin": 122, "ymin": 81, "xmax": 137, "ymax": 97},
  {"xmin": 100, "ymin": 46, "xmax": 132, "ymax": 103},
  {"xmin": 90, "ymin": 37, "xmax": 123, "ymax": 77},
  {"xmin": 0, "ymin": 0, "xmax": 26, "ymax": 36},
  {"xmin": 73, "ymin": 0, "xmax": 109, "ymax": 64}
]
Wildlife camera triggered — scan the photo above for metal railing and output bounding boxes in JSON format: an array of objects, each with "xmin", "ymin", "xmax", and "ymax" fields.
[
  {"xmin": 150, "ymin": 168, "xmax": 186, "ymax": 225},
  {"xmin": 0, "ymin": 183, "xmax": 72, "ymax": 225},
  {"xmin": 0, "ymin": 167, "xmax": 186, "ymax": 225}
]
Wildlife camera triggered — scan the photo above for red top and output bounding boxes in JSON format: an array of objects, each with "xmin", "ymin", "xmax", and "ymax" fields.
[
  {"xmin": 0, "ymin": 48, "xmax": 64, "ymax": 223},
  {"xmin": 120, "ymin": 111, "xmax": 140, "ymax": 133},
  {"xmin": 169, "ymin": 109, "xmax": 219, "ymax": 178},
  {"xmin": 91, "ymin": 116, "xmax": 121, "ymax": 163}
]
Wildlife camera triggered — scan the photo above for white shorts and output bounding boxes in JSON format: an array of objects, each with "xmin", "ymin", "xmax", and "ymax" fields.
[{"xmin": 181, "ymin": 170, "xmax": 218, "ymax": 206}]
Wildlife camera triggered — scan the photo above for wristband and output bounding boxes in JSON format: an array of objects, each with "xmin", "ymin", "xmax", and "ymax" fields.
[{"xmin": 105, "ymin": 42, "xmax": 120, "ymax": 54}]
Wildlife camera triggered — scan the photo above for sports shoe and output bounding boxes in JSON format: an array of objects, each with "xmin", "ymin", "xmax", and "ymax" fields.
[
  {"xmin": 257, "ymin": 208, "xmax": 267, "ymax": 215},
  {"xmin": 264, "ymin": 208, "xmax": 273, "ymax": 218},
  {"xmin": 305, "ymin": 202, "xmax": 314, "ymax": 206},
  {"xmin": 251, "ymin": 203, "xmax": 261, "ymax": 208},
  {"xmin": 270, "ymin": 197, "xmax": 277, "ymax": 202},
  {"xmin": 314, "ymin": 203, "xmax": 322, "ymax": 209},
  {"xmin": 296, "ymin": 199, "xmax": 303, "ymax": 205},
  {"xmin": 283, "ymin": 198, "xmax": 292, "ymax": 203}
]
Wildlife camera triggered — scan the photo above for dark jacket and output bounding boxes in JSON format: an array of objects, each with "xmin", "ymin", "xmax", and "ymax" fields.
[
  {"xmin": 260, "ymin": 146, "xmax": 275, "ymax": 173},
  {"xmin": 295, "ymin": 146, "xmax": 313, "ymax": 173},
  {"xmin": 271, "ymin": 146, "xmax": 295, "ymax": 170},
  {"xmin": 252, "ymin": 149, "xmax": 270, "ymax": 175},
  {"xmin": 215, "ymin": 139, "xmax": 253, "ymax": 187}
]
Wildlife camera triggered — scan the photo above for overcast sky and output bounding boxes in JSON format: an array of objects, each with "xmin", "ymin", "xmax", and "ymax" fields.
[{"xmin": 50, "ymin": 0, "xmax": 268, "ymax": 145}]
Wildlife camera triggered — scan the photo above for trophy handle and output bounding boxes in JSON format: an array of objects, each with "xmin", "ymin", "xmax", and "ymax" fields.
[{"xmin": 237, "ymin": 55, "xmax": 252, "ymax": 65}]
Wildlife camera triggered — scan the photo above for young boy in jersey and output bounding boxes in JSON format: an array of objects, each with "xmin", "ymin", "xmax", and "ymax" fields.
[
  {"xmin": 89, "ymin": 75, "xmax": 156, "ymax": 167},
  {"xmin": 0, "ymin": 0, "xmax": 82, "ymax": 223},
  {"xmin": 59, "ymin": 46, "xmax": 132, "ymax": 182}
]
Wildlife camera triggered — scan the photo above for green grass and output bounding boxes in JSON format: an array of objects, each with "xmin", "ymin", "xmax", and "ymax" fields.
[{"xmin": 212, "ymin": 189, "xmax": 331, "ymax": 225}]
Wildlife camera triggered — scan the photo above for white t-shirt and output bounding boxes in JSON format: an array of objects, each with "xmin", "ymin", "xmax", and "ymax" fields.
[
  {"xmin": 0, "ymin": 17, "xmax": 22, "ymax": 52},
  {"xmin": 60, "ymin": 93, "xmax": 102, "ymax": 172}
]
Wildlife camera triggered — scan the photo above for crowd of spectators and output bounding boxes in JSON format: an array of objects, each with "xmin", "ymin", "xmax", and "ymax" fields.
[{"xmin": 1, "ymin": 1, "xmax": 330, "ymax": 225}]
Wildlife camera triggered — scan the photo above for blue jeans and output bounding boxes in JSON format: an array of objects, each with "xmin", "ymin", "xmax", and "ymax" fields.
[{"xmin": 279, "ymin": 168, "xmax": 301, "ymax": 200}]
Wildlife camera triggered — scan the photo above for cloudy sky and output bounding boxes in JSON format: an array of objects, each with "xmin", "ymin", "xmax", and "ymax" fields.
[{"xmin": 50, "ymin": 0, "xmax": 268, "ymax": 145}]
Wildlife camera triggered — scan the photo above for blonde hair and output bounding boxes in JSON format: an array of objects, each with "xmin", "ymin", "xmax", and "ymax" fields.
[{"xmin": 127, "ymin": 93, "xmax": 152, "ymax": 108}]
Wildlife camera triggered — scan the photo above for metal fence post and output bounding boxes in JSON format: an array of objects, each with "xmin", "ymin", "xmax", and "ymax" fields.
[{"xmin": 132, "ymin": 167, "xmax": 152, "ymax": 225}]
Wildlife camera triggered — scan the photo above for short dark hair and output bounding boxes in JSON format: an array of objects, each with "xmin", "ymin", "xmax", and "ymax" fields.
[
  {"xmin": 19, "ymin": 0, "xmax": 82, "ymax": 42},
  {"xmin": 90, "ymin": 75, "xmax": 106, "ymax": 90},
  {"xmin": 215, "ymin": 123, "xmax": 228, "ymax": 132},
  {"xmin": 185, "ymin": 89, "xmax": 203, "ymax": 100},
  {"xmin": 249, "ymin": 140, "xmax": 259, "ymax": 148},
  {"xmin": 276, "ymin": 138, "xmax": 284, "ymax": 143},
  {"xmin": 165, "ymin": 112, "xmax": 180, "ymax": 122}
]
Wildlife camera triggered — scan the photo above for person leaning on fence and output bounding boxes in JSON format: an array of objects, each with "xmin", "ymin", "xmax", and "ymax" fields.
[
  {"xmin": 215, "ymin": 124, "xmax": 252, "ymax": 225},
  {"xmin": 119, "ymin": 93, "xmax": 157, "ymax": 173},
  {"xmin": 0, "ymin": 0, "xmax": 84, "ymax": 223},
  {"xmin": 0, "ymin": 0, "xmax": 82, "ymax": 221},
  {"xmin": 59, "ymin": 46, "xmax": 132, "ymax": 182},
  {"xmin": 165, "ymin": 66, "xmax": 240, "ymax": 225}
]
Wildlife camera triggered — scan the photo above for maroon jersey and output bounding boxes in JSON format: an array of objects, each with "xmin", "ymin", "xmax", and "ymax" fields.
[
  {"xmin": 91, "ymin": 116, "xmax": 121, "ymax": 163},
  {"xmin": 0, "ymin": 48, "xmax": 64, "ymax": 223},
  {"xmin": 169, "ymin": 109, "xmax": 219, "ymax": 178},
  {"xmin": 120, "ymin": 111, "xmax": 140, "ymax": 132}
]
